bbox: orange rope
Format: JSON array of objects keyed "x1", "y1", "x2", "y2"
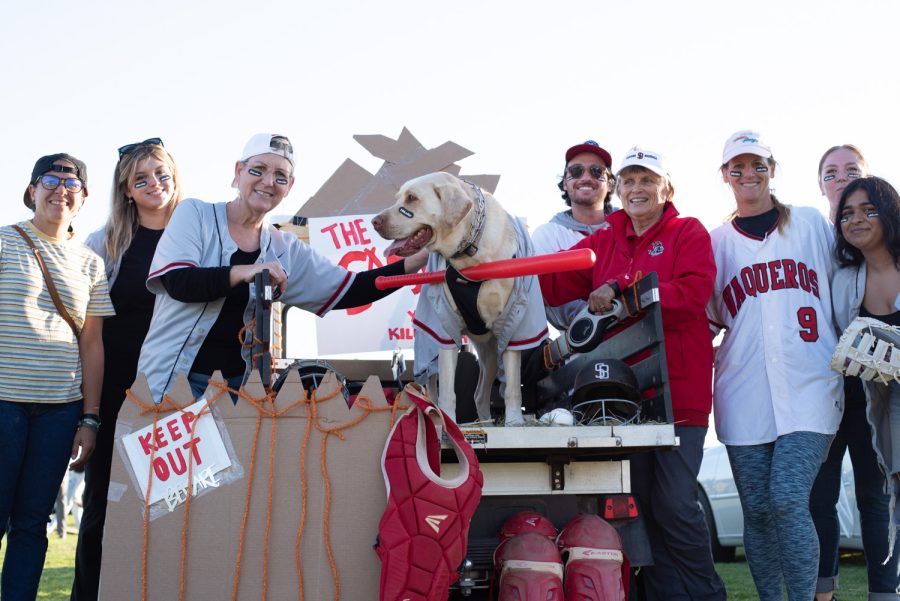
[
  {"x1": 126, "y1": 384, "x2": 221, "y2": 601},
  {"x1": 128, "y1": 372, "x2": 406, "y2": 601},
  {"x1": 311, "y1": 394, "x2": 408, "y2": 601},
  {"x1": 294, "y1": 388, "x2": 313, "y2": 601},
  {"x1": 262, "y1": 394, "x2": 278, "y2": 600}
]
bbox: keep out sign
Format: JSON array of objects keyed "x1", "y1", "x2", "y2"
[{"x1": 120, "y1": 400, "x2": 232, "y2": 507}]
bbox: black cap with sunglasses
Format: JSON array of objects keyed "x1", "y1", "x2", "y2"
[{"x1": 24, "y1": 153, "x2": 89, "y2": 210}]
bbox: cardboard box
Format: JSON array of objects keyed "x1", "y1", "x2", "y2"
[{"x1": 101, "y1": 370, "x2": 406, "y2": 600}]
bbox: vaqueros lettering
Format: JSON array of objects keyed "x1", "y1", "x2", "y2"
[{"x1": 721, "y1": 259, "x2": 819, "y2": 318}]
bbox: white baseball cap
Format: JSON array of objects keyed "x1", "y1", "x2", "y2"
[
  {"x1": 722, "y1": 130, "x2": 772, "y2": 164},
  {"x1": 617, "y1": 146, "x2": 668, "y2": 177},
  {"x1": 240, "y1": 133, "x2": 294, "y2": 166}
]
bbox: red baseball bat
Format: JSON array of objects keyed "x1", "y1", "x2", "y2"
[{"x1": 375, "y1": 248, "x2": 596, "y2": 290}]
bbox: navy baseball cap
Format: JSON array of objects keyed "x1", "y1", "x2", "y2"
[{"x1": 565, "y1": 140, "x2": 612, "y2": 169}]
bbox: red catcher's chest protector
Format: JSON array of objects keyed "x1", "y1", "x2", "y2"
[{"x1": 377, "y1": 385, "x2": 484, "y2": 601}]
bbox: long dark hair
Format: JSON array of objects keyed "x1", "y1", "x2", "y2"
[{"x1": 833, "y1": 175, "x2": 900, "y2": 268}]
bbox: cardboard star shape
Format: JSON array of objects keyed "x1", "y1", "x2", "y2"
[{"x1": 297, "y1": 127, "x2": 500, "y2": 218}]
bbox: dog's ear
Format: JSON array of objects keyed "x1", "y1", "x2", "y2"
[{"x1": 435, "y1": 180, "x2": 474, "y2": 230}]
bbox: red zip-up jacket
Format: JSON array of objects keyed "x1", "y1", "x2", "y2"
[{"x1": 539, "y1": 202, "x2": 716, "y2": 426}]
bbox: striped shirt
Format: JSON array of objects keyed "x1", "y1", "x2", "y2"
[{"x1": 0, "y1": 221, "x2": 114, "y2": 403}]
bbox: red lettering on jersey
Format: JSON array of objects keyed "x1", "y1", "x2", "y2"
[
  {"x1": 723, "y1": 285, "x2": 737, "y2": 319},
  {"x1": 730, "y1": 276, "x2": 746, "y2": 312},
  {"x1": 809, "y1": 269, "x2": 819, "y2": 298},
  {"x1": 753, "y1": 263, "x2": 770, "y2": 293},
  {"x1": 740, "y1": 267, "x2": 757, "y2": 297},
  {"x1": 797, "y1": 262, "x2": 811, "y2": 292},
  {"x1": 768, "y1": 260, "x2": 785, "y2": 291},
  {"x1": 782, "y1": 259, "x2": 798, "y2": 289}
]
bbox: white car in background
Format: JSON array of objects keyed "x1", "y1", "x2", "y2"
[{"x1": 697, "y1": 443, "x2": 863, "y2": 562}]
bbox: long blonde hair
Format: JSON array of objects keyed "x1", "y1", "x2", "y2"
[{"x1": 104, "y1": 145, "x2": 182, "y2": 263}]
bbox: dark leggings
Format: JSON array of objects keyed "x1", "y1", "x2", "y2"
[
  {"x1": 727, "y1": 431, "x2": 833, "y2": 601},
  {"x1": 810, "y1": 399, "x2": 900, "y2": 597}
]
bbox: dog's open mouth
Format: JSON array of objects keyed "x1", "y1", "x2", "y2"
[{"x1": 384, "y1": 226, "x2": 433, "y2": 258}]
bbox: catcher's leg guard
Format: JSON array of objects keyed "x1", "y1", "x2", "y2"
[
  {"x1": 557, "y1": 514, "x2": 626, "y2": 601},
  {"x1": 494, "y1": 532, "x2": 564, "y2": 601}
]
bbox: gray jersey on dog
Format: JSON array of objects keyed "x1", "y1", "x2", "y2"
[{"x1": 412, "y1": 215, "x2": 548, "y2": 381}]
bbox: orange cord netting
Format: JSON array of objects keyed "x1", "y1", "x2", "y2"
[{"x1": 124, "y1": 371, "x2": 409, "y2": 601}]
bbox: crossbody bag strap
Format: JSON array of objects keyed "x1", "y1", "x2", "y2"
[{"x1": 12, "y1": 224, "x2": 80, "y2": 339}]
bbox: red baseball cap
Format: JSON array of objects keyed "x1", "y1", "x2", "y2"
[{"x1": 565, "y1": 140, "x2": 612, "y2": 168}]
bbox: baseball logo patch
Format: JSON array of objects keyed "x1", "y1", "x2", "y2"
[
  {"x1": 648, "y1": 241, "x2": 664, "y2": 256},
  {"x1": 594, "y1": 362, "x2": 609, "y2": 379}
]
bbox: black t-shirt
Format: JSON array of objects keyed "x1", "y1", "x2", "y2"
[
  {"x1": 733, "y1": 208, "x2": 778, "y2": 239},
  {"x1": 104, "y1": 226, "x2": 164, "y2": 390},
  {"x1": 191, "y1": 249, "x2": 260, "y2": 377}
]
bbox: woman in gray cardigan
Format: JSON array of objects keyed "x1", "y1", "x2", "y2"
[{"x1": 830, "y1": 175, "x2": 900, "y2": 601}]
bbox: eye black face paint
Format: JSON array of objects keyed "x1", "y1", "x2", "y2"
[
  {"x1": 823, "y1": 175, "x2": 836, "y2": 181},
  {"x1": 755, "y1": 165, "x2": 769, "y2": 173},
  {"x1": 134, "y1": 181, "x2": 148, "y2": 189},
  {"x1": 729, "y1": 170, "x2": 742, "y2": 178},
  {"x1": 399, "y1": 207, "x2": 414, "y2": 219}
]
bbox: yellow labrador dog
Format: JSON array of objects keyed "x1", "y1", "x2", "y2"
[{"x1": 372, "y1": 172, "x2": 548, "y2": 425}]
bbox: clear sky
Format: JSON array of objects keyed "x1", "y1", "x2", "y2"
[{"x1": 3, "y1": 0, "x2": 899, "y2": 237}]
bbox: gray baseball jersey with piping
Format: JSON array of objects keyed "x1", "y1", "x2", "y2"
[
  {"x1": 531, "y1": 210, "x2": 608, "y2": 330},
  {"x1": 137, "y1": 198, "x2": 354, "y2": 402},
  {"x1": 412, "y1": 215, "x2": 549, "y2": 382}
]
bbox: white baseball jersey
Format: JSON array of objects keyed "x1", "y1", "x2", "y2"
[{"x1": 707, "y1": 205, "x2": 842, "y2": 445}]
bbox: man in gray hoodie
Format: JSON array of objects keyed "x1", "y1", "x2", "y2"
[{"x1": 532, "y1": 140, "x2": 616, "y2": 330}]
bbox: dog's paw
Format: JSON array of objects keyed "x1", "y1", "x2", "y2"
[{"x1": 503, "y1": 413, "x2": 526, "y2": 427}]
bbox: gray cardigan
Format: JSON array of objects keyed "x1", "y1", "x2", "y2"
[{"x1": 832, "y1": 262, "x2": 900, "y2": 555}]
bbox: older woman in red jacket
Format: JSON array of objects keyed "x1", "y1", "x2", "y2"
[{"x1": 540, "y1": 147, "x2": 723, "y2": 601}]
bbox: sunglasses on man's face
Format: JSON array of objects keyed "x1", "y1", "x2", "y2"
[
  {"x1": 566, "y1": 164, "x2": 608, "y2": 182},
  {"x1": 117, "y1": 137, "x2": 164, "y2": 158},
  {"x1": 37, "y1": 175, "x2": 84, "y2": 193}
]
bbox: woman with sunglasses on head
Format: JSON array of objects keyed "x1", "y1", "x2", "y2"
[
  {"x1": 707, "y1": 131, "x2": 843, "y2": 600},
  {"x1": 70, "y1": 138, "x2": 182, "y2": 601},
  {"x1": 0, "y1": 154, "x2": 114, "y2": 600},
  {"x1": 823, "y1": 175, "x2": 900, "y2": 601},
  {"x1": 137, "y1": 133, "x2": 427, "y2": 404}
]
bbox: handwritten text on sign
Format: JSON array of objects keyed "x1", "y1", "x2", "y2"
[
  {"x1": 308, "y1": 214, "x2": 422, "y2": 355},
  {"x1": 121, "y1": 400, "x2": 233, "y2": 507}
]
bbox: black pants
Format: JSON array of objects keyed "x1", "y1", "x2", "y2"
[
  {"x1": 70, "y1": 380, "x2": 127, "y2": 601},
  {"x1": 630, "y1": 425, "x2": 727, "y2": 601}
]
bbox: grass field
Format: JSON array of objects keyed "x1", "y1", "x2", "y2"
[{"x1": 0, "y1": 526, "x2": 874, "y2": 600}]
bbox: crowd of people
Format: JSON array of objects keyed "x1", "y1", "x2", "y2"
[{"x1": 0, "y1": 130, "x2": 897, "y2": 601}]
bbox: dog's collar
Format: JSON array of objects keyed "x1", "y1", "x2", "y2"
[{"x1": 451, "y1": 180, "x2": 487, "y2": 259}]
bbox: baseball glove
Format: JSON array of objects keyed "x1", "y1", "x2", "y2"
[{"x1": 830, "y1": 317, "x2": 900, "y2": 385}]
